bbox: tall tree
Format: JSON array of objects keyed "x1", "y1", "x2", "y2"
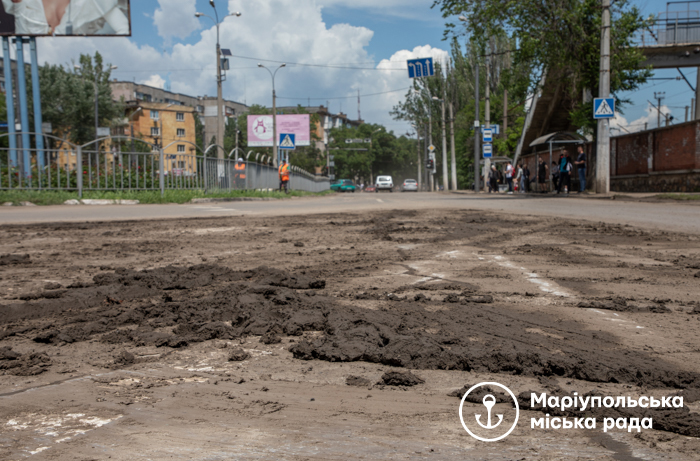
[
  {"x1": 432, "y1": 0, "x2": 651, "y2": 133},
  {"x1": 37, "y1": 52, "x2": 121, "y2": 146}
]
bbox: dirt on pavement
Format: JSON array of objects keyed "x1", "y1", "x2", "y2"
[{"x1": 1, "y1": 208, "x2": 700, "y2": 459}]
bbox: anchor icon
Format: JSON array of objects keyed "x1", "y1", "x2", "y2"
[{"x1": 475, "y1": 394, "x2": 504, "y2": 430}]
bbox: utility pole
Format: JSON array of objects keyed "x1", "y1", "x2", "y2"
[
  {"x1": 485, "y1": 42, "x2": 492, "y2": 183},
  {"x1": 413, "y1": 123, "x2": 421, "y2": 188},
  {"x1": 654, "y1": 92, "x2": 665, "y2": 128},
  {"x1": 439, "y1": 91, "x2": 448, "y2": 192},
  {"x1": 449, "y1": 101, "x2": 457, "y2": 190},
  {"x1": 474, "y1": 55, "x2": 480, "y2": 193},
  {"x1": 595, "y1": 0, "x2": 611, "y2": 194},
  {"x1": 504, "y1": 49, "x2": 510, "y2": 138}
]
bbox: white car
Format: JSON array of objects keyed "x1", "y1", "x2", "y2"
[
  {"x1": 402, "y1": 179, "x2": 418, "y2": 192},
  {"x1": 375, "y1": 175, "x2": 393, "y2": 192}
]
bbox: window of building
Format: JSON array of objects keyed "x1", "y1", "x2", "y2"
[
  {"x1": 196, "y1": 105, "x2": 204, "y2": 113},
  {"x1": 150, "y1": 110, "x2": 159, "y2": 120},
  {"x1": 177, "y1": 145, "x2": 185, "y2": 153},
  {"x1": 178, "y1": 161, "x2": 186, "y2": 168},
  {"x1": 177, "y1": 128, "x2": 185, "y2": 137},
  {"x1": 176, "y1": 112, "x2": 184, "y2": 122},
  {"x1": 143, "y1": 94, "x2": 152, "y2": 102},
  {"x1": 151, "y1": 127, "x2": 160, "y2": 137}
]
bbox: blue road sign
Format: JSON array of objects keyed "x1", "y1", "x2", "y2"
[
  {"x1": 483, "y1": 144, "x2": 493, "y2": 158},
  {"x1": 594, "y1": 98, "x2": 615, "y2": 119},
  {"x1": 481, "y1": 124, "x2": 499, "y2": 135},
  {"x1": 407, "y1": 58, "x2": 435, "y2": 79},
  {"x1": 482, "y1": 129, "x2": 493, "y2": 143},
  {"x1": 279, "y1": 133, "x2": 296, "y2": 150}
]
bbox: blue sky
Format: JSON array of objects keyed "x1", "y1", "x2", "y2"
[{"x1": 25, "y1": 0, "x2": 695, "y2": 134}]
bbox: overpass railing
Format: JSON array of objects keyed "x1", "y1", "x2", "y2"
[{"x1": 635, "y1": 10, "x2": 700, "y2": 47}]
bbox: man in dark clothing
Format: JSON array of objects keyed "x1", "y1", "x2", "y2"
[
  {"x1": 575, "y1": 145, "x2": 586, "y2": 193},
  {"x1": 537, "y1": 157, "x2": 548, "y2": 193},
  {"x1": 551, "y1": 160, "x2": 560, "y2": 193},
  {"x1": 488, "y1": 165, "x2": 499, "y2": 193},
  {"x1": 523, "y1": 164, "x2": 531, "y2": 193}
]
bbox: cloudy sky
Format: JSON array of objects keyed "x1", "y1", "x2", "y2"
[{"x1": 9, "y1": 0, "x2": 695, "y2": 136}]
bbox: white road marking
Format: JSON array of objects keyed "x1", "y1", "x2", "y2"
[{"x1": 376, "y1": 199, "x2": 384, "y2": 203}]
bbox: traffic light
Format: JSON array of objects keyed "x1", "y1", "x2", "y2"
[{"x1": 426, "y1": 159, "x2": 434, "y2": 170}]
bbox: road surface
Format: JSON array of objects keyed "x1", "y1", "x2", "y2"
[{"x1": 1, "y1": 192, "x2": 699, "y2": 234}]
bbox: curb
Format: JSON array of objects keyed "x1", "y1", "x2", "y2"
[
  {"x1": 64, "y1": 199, "x2": 141, "y2": 206},
  {"x1": 190, "y1": 197, "x2": 278, "y2": 204}
]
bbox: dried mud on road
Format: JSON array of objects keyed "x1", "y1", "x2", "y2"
[{"x1": 1, "y1": 208, "x2": 700, "y2": 460}]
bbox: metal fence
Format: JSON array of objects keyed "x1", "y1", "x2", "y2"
[{"x1": 0, "y1": 134, "x2": 329, "y2": 196}]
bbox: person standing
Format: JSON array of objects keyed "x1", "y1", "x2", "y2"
[
  {"x1": 558, "y1": 151, "x2": 572, "y2": 195},
  {"x1": 523, "y1": 163, "x2": 531, "y2": 193},
  {"x1": 505, "y1": 162, "x2": 514, "y2": 193},
  {"x1": 488, "y1": 165, "x2": 498, "y2": 193},
  {"x1": 279, "y1": 160, "x2": 290, "y2": 193},
  {"x1": 515, "y1": 163, "x2": 523, "y2": 194},
  {"x1": 234, "y1": 158, "x2": 246, "y2": 189},
  {"x1": 574, "y1": 145, "x2": 586, "y2": 193},
  {"x1": 537, "y1": 157, "x2": 548, "y2": 193},
  {"x1": 552, "y1": 159, "x2": 560, "y2": 193}
]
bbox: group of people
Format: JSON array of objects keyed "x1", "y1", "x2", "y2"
[{"x1": 487, "y1": 145, "x2": 587, "y2": 195}]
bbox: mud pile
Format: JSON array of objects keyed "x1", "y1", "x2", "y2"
[{"x1": 2, "y1": 263, "x2": 699, "y2": 393}]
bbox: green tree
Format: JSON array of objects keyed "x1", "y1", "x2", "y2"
[
  {"x1": 432, "y1": 0, "x2": 651, "y2": 134},
  {"x1": 37, "y1": 51, "x2": 121, "y2": 146}
]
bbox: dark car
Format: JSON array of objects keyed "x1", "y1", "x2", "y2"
[{"x1": 330, "y1": 179, "x2": 356, "y2": 193}]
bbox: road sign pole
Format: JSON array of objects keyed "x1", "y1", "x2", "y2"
[{"x1": 596, "y1": 0, "x2": 611, "y2": 194}]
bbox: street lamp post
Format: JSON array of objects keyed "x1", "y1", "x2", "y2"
[
  {"x1": 258, "y1": 63, "x2": 286, "y2": 167},
  {"x1": 75, "y1": 63, "x2": 118, "y2": 141},
  {"x1": 195, "y1": 2, "x2": 241, "y2": 160},
  {"x1": 411, "y1": 123, "x2": 421, "y2": 189},
  {"x1": 432, "y1": 96, "x2": 448, "y2": 191}
]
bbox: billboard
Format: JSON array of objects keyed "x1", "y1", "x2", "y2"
[
  {"x1": 0, "y1": 0, "x2": 131, "y2": 36},
  {"x1": 247, "y1": 114, "x2": 311, "y2": 147}
]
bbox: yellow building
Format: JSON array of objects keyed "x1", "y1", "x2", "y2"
[{"x1": 128, "y1": 102, "x2": 198, "y2": 173}]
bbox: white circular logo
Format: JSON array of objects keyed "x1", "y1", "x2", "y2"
[
  {"x1": 252, "y1": 116, "x2": 273, "y2": 140},
  {"x1": 458, "y1": 382, "x2": 519, "y2": 442}
]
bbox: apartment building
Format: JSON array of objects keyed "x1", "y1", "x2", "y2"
[{"x1": 111, "y1": 81, "x2": 248, "y2": 150}]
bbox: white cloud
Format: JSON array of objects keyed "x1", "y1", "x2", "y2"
[
  {"x1": 34, "y1": 0, "x2": 448, "y2": 132},
  {"x1": 143, "y1": 74, "x2": 167, "y2": 89},
  {"x1": 611, "y1": 104, "x2": 675, "y2": 134},
  {"x1": 153, "y1": 0, "x2": 201, "y2": 44}
]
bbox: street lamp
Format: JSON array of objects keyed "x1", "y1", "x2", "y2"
[
  {"x1": 258, "y1": 63, "x2": 286, "y2": 166},
  {"x1": 432, "y1": 96, "x2": 448, "y2": 191},
  {"x1": 195, "y1": 3, "x2": 241, "y2": 159},
  {"x1": 75, "y1": 63, "x2": 118, "y2": 141},
  {"x1": 411, "y1": 123, "x2": 421, "y2": 188}
]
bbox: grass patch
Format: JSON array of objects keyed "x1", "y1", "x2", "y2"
[
  {"x1": 0, "y1": 189, "x2": 333, "y2": 206},
  {"x1": 656, "y1": 193, "x2": 700, "y2": 201}
]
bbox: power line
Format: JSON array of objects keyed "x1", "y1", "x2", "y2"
[
  {"x1": 231, "y1": 54, "x2": 407, "y2": 71},
  {"x1": 277, "y1": 87, "x2": 410, "y2": 101}
]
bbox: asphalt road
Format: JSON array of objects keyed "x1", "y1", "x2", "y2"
[{"x1": 1, "y1": 192, "x2": 699, "y2": 234}]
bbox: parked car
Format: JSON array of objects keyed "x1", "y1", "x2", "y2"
[
  {"x1": 331, "y1": 179, "x2": 356, "y2": 193},
  {"x1": 402, "y1": 179, "x2": 418, "y2": 192},
  {"x1": 363, "y1": 185, "x2": 376, "y2": 193},
  {"x1": 375, "y1": 175, "x2": 393, "y2": 192}
]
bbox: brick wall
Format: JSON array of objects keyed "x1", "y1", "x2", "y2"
[{"x1": 519, "y1": 121, "x2": 700, "y2": 192}]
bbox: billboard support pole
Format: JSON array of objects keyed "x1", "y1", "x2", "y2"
[
  {"x1": 29, "y1": 37, "x2": 45, "y2": 168},
  {"x1": 2, "y1": 37, "x2": 17, "y2": 168},
  {"x1": 15, "y1": 37, "x2": 31, "y2": 178}
]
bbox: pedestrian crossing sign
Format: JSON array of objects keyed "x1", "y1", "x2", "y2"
[
  {"x1": 594, "y1": 98, "x2": 615, "y2": 119},
  {"x1": 279, "y1": 133, "x2": 296, "y2": 150}
]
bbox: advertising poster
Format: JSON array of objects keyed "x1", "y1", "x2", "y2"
[
  {"x1": 0, "y1": 0, "x2": 131, "y2": 36},
  {"x1": 247, "y1": 114, "x2": 311, "y2": 147}
]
